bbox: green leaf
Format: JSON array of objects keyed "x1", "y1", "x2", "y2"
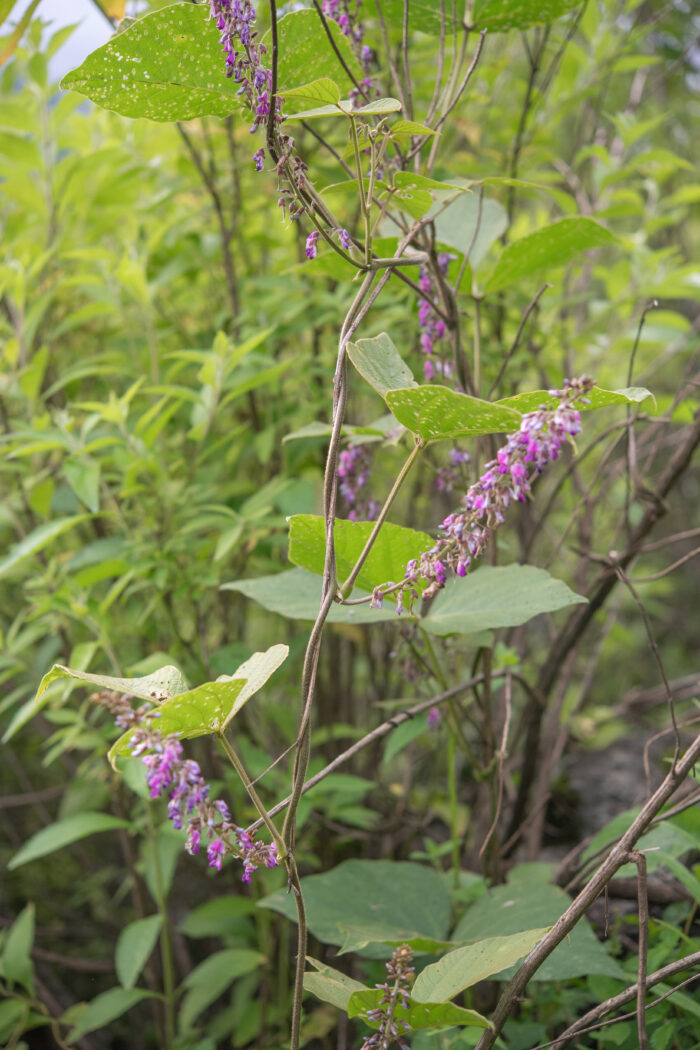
[
  {"x1": 267, "y1": 10, "x2": 363, "y2": 91},
  {"x1": 432, "y1": 191, "x2": 508, "y2": 269},
  {"x1": 412, "y1": 927, "x2": 551, "y2": 1003},
  {"x1": 0, "y1": 516, "x2": 89, "y2": 578},
  {"x1": 222, "y1": 567, "x2": 407, "y2": 623},
  {"x1": 115, "y1": 916, "x2": 163, "y2": 991},
  {"x1": 9, "y1": 813, "x2": 131, "y2": 870},
  {"x1": 108, "y1": 644, "x2": 287, "y2": 764},
  {"x1": 285, "y1": 101, "x2": 353, "y2": 121},
  {"x1": 63, "y1": 456, "x2": 100, "y2": 513},
  {"x1": 279, "y1": 77, "x2": 341, "y2": 106},
  {"x1": 67, "y1": 988, "x2": 154, "y2": 1043},
  {"x1": 391, "y1": 120, "x2": 437, "y2": 138},
  {"x1": 32, "y1": 662, "x2": 189, "y2": 707},
  {"x1": 1, "y1": 903, "x2": 34, "y2": 990},
  {"x1": 421, "y1": 565, "x2": 586, "y2": 637},
  {"x1": 354, "y1": 97, "x2": 403, "y2": 115},
  {"x1": 260, "y1": 860, "x2": 451, "y2": 953},
  {"x1": 61, "y1": 4, "x2": 246, "y2": 123},
  {"x1": 179, "y1": 896, "x2": 257, "y2": 939},
  {"x1": 484, "y1": 218, "x2": 615, "y2": 294},
  {"x1": 304, "y1": 958, "x2": 367, "y2": 1011},
  {"x1": 472, "y1": 0, "x2": 581, "y2": 32},
  {"x1": 451, "y1": 864, "x2": 624, "y2": 981},
  {"x1": 348, "y1": 989, "x2": 489, "y2": 1030},
  {"x1": 347, "y1": 332, "x2": 417, "y2": 398},
  {"x1": 497, "y1": 385, "x2": 653, "y2": 413},
  {"x1": 180, "y1": 949, "x2": 264, "y2": 1030},
  {"x1": 385, "y1": 386, "x2": 521, "y2": 442},
  {"x1": 288, "y1": 515, "x2": 432, "y2": 597}
]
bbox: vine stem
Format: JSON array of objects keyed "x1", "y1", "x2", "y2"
[
  {"x1": 339, "y1": 438, "x2": 425, "y2": 598},
  {"x1": 217, "y1": 732, "x2": 286, "y2": 857}
]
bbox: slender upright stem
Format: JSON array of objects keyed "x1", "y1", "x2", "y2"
[{"x1": 339, "y1": 439, "x2": 425, "y2": 598}]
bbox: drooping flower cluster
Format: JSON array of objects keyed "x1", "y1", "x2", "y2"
[
  {"x1": 93, "y1": 690, "x2": 279, "y2": 883},
  {"x1": 370, "y1": 377, "x2": 593, "y2": 610},
  {"x1": 338, "y1": 443, "x2": 379, "y2": 521},
  {"x1": 209, "y1": 0, "x2": 279, "y2": 132},
  {"x1": 361, "y1": 943, "x2": 414, "y2": 1050},
  {"x1": 418, "y1": 254, "x2": 453, "y2": 381}
]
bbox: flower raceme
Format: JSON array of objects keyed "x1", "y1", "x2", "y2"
[
  {"x1": 92, "y1": 691, "x2": 279, "y2": 882},
  {"x1": 370, "y1": 377, "x2": 594, "y2": 612}
]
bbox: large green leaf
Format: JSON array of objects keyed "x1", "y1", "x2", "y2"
[
  {"x1": 9, "y1": 813, "x2": 131, "y2": 870},
  {"x1": 269, "y1": 10, "x2": 363, "y2": 94},
  {"x1": 67, "y1": 988, "x2": 154, "y2": 1043},
  {"x1": 348, "y1": 989, "x2": 489, "y2": 1030},
  {"x1": 0, "y1": 516, "x2": 89, "y2": 578},
  {"x1": 432, "y1": 191, "x2": 508, "y2": 269},
  {"x1": 222, "y1": 567, "x2": 406, "y2": 623},
  {"x1": 484, "y1": 218, "x2": 615, "y2": 294},
  {"x1": 179, "y1": 949, "x2": 264, "y2": 1030},
  {"x1": 472, "y1": 0, "x2": 582, "y2": 32},
  {"x1": 412, "y1": 927, "x2": 551, "y2": 1003},
  {"x1": 33, "y1": 663, "x2": 189, "y2": 707},
  {"x1": 288, "y1": 515, "x2": 432, "y2": 596},
  {"x1": 421, "y1": 565, "x2": 586, "y2": 637},
  {"x1": 497, "y1": 385, "x2": 653, "y2": 413},
  {"x1": 385, "y1": 386, "x2": 521, "y2": 442},
  {"x1": 260, "y1": 860, "x2": 451, "y2": 953},
  {"x1": 115, "y1": 916, "x2": 163, "y2": 991},
  {"x1": 61, "y1": 4, "x2": 245, "y2": 122},
  {"x1": 450, "y1": 863, "x2": 624, "y2": 981},
  {"x1": 108, "y1": 644, "x2": 288, "y2": 764},
  {"x1": 347, "y1": 332, "x2": 417, "y2": 398}
]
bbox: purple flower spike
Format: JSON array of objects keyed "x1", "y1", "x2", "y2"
[
  {"x1": 253, "y1": 147, "x2": 265, "y2": 171},
  {"x1": 338, "y1": 228, "x2": 351, "y2": 250}
]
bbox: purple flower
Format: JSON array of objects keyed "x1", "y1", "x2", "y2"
[
  {"x1": 253, "y1": 148, "x2": 265, "y2": 172},
  {"x1": 305, "y1": 231, "x2": 320, "y2": 259},
  {"x1": 338, "y1": 228, "x2": 351, "y2": 250},
  {"x1": 208, "y1": 838, "x2": 226, "y2": 871},
  {"x1": 427, "y1": 707, "x2": 442, "y2": 729}
]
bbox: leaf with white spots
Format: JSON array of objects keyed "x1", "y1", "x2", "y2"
[
  {"x1": 484, "y1": 218, "x2": 615, "y2": 294},
  {"x1": 33, "y1": 663, "x2": 189, "y2": 706},
  {"x1": 269, "y1": 10, "x2": 363, "y2": 94},
  {"x1": 61, "y1": 4, "x2": 246, "y2": 123},
  {"x1": 385, "y1": 386, "x2": 522, "y2": 442},
  {"x1": 106, "y1": 645, "x2": 288, "y2": 766}
]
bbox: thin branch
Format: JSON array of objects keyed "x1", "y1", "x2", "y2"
[{"x1": 488, "y1": 283, "x2": 551, "y2": 397}]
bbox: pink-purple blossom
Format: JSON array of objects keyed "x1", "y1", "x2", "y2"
[{"x1": 370, "y1": 377, "x2": 593, "y2": 610}]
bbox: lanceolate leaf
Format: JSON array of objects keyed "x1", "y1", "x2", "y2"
[
  {"x1": 61, "y1": 4, "x2": 245, "y2": 122},
  {"x1": 385, "y1": 386, "x2": 521, "y2": 442},
  {"x1": 115, "y1": 916, "x2": 163, "y2": 991},
  {"x1": 304, "y1": 959, "x2": 367, "y2": 1012},
  {"x1": 67, "y1": 988, "x2": 154, "y2": 1043},
  {"x1": 288, "y1": 515, "x2": 432, "y2": 597},
  {"x1": 472, "y1": 0, "x2": 581, "y2": 32},
  {"x1": 484, "y1": 218, "x2": 615, "y2": 294},
  {"x1": 421, "y1": 565, "x2": 586, "y2": 637},
  {"x1": 0, "y1": 516, "x2": 90, "y2": 578},
  {"x1": 9, "y1": 813, "x2": 132, "y2": 870},
  {"x1": 412, "y1": 928, "x2": 551, "y2": 1003}
]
